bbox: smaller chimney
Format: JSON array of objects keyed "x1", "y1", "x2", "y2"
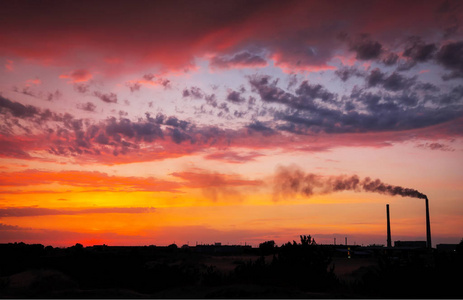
[{"x1": 387, "y1": 204, "x2": 392, "y2": 248}]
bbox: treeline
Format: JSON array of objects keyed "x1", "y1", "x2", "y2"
[{"x1": 0, "y1": 237, "x2": 462, "y2": 298}]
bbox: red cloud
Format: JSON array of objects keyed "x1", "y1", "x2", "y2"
[
  {"x1": 0, "y1": 1, "x2": 450, "y2": 75},
  {"x1": 59, "y1": 69, "x2": 92, "y2": 83},
  {"x1": 4, "y1": 59, "x2": 14, "y2": 71}
]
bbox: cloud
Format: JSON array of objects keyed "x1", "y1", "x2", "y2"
[
  {"x1": 182, "y1": 86, "x2": 204, "y2": 99},
  {"x1": 248, "y1": 74, "x2": 463, "y2": 136},
  {"x1": 93, "y1": 91, "x2": 118, "y2": 103},
  {"x1": 4, "y1": 59, "x2": 14, "y2": 71},
  {"x1": 335, "y1": 66, "x2": 365, "y2": 82},
  {"x1": 249, "y1": 74, "x2": 338, "y2": 111},
  {"x1": 381, "y1": 52, "x2": 399, "y2": 66},
  {"x1": 0, "y1": 223, "x2": 23, "y2": 230},
  {"x1": 0, "y1": 95, "x2": 39, "y2": 117},
  {"x1": 204, "y1": 150, "x2": 263, "y2": 164},
  {"x1": 366, "y1": 69, "x2": 417, "y2": 91},
  {"x1": 1, "y1": 78, "x2": 461, "y2": 167},
  {"x1": 436, "y1": 41, "x2": 463, "y2": 80},
  {"x1": 171, "y1": 170, "x2": 262, "y2": 189},
  {"x1": 1, "y1": 1, "x2": 451, "y2": 75},
  {"x1": 416, "y1": 142, "x2": 455, "y2": 152},
  {"x1": 126, "y1": 81, "x2": 141, "y2": 92},
  {"x1": 0, "y1": 206, "x2": 155, "y2": 217},
  {"x1": 349, "y1": 37, "x2": 383, "y2": 60},
  {"x1": 226, "y1": 90, "x2": 246, "y2": 103},
  {"x1": 59, "y1": 69, "x2": 92, "y2": 83},
  {"x1": 170, "y1": 169, "x2": 263, "y2": 201},
  {"x1": 210, "y1": 51, "x2": 267, "y2": 69},
  {"x1": 403, "y1": 37, "x2": 437, "y2": 62},
  {"x1": 74, "y1": 83, "x2": 90, "y2": 94},
  {"x1": 77, "y1": 102, "x2": 97, "y2": 112},
  {"x1": 126, "y1": 74, "x2": 171, "y2": 92},
  {"x1": 246, "y1": 121, "x2": 276, "y2": 136},
  {"x1": 0, "y1": 169, "x2": 182, "y2": 192}
]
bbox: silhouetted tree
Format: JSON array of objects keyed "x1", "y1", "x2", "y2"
[
  {"x1": 259, "y1": 240, "x2": 276, "y2": 255},
  {"x1": 234, "y1": 235, "x2": 337, "y2": 292}
]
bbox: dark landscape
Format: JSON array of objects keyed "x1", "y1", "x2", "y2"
[{"x1": 0, "y1": 236, "x2": 462, "y2": 298}]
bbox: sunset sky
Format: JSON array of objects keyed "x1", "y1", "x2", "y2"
[{"x1": 1, "y1": 0, "x2": 462, "y2": 247}]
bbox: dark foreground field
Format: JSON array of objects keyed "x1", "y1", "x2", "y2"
[{"x1": 0, "y1": 237, "x2": 462, "y2": 298}]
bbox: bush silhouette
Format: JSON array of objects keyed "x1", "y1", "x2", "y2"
[{"x1": 234, "y1": 235, "x2": 337, "y2": 292}]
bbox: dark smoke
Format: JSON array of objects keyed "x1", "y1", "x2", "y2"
[{"x1": 273, "y1": 166, "x2": 426, "y2": 201}]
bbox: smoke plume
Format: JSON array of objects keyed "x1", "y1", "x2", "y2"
[{"x1": 273, "y1": 166, "x2": 426, "y2": 201}]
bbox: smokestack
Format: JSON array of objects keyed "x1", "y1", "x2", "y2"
[
  {"x1": 425, "y1": 197, "x2": 432, "y2": 249},
  {"x1": 386, "y1": 204, "x2": 392, "y2": 248}
]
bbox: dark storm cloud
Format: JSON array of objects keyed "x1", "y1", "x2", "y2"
[
  {"x1": 403, "y1": 37, "x2": 437, "y2": 62},
  {"x1": 169, "y1": 128, "x2": 191, "y2": 144},
  {"x1": 436, "y1": 41, "x2": 463, "y2": 79},
  {"x1": 0, "y1": 95, "x2": 39, "y2": 117},
  {"x1": 0, "y1": 95, "x2": 217, "y2": 159},
  {"x1": 381, "y1": 52, "x2": 399, "y2": 66},
  {"x1": 248, "y1": 75, "x2": 337, "y2": 110},
  {"x1": 366, "y1": 69, "x2": 416, "y2": 91},
  {"x1": 438, "y1": 85, "x2": 463, "y2": 105},
  {"x1": 105, "y1": 117, "x2": 165, "y2": 142},
  {"x1": 165, "y1": 116, "x2": 189, "y2": 130},
  {"x1": 295, "y1": 81, "x2": 337, "y2": 103},
  {"x1": 248, "y1": 74, "x2": 463, "y2": 135},
  {"x1": 350, "y1": 37, "x2": 383, "y2": 60}
]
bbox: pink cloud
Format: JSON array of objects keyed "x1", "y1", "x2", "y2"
[
  {"x1": 25, "y1": 78, "x2": 41, "y2": 86},
  {"x1": 59, "y1": 69, "x2": 92, "y2": 83},
  {"x1": 5, "y1": 59, "x2": 14, "y2": 71},
  {"x1": 204, "y1": 150, "x2": 264, "y2": 164}
]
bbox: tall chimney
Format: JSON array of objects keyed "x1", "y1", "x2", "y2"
[
  {"x1": 425, "y1": 197, "x2": 432, "y2": 249},
  {"x1": 386, "y1": 204, "x2": 392, "y2": 248}
]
